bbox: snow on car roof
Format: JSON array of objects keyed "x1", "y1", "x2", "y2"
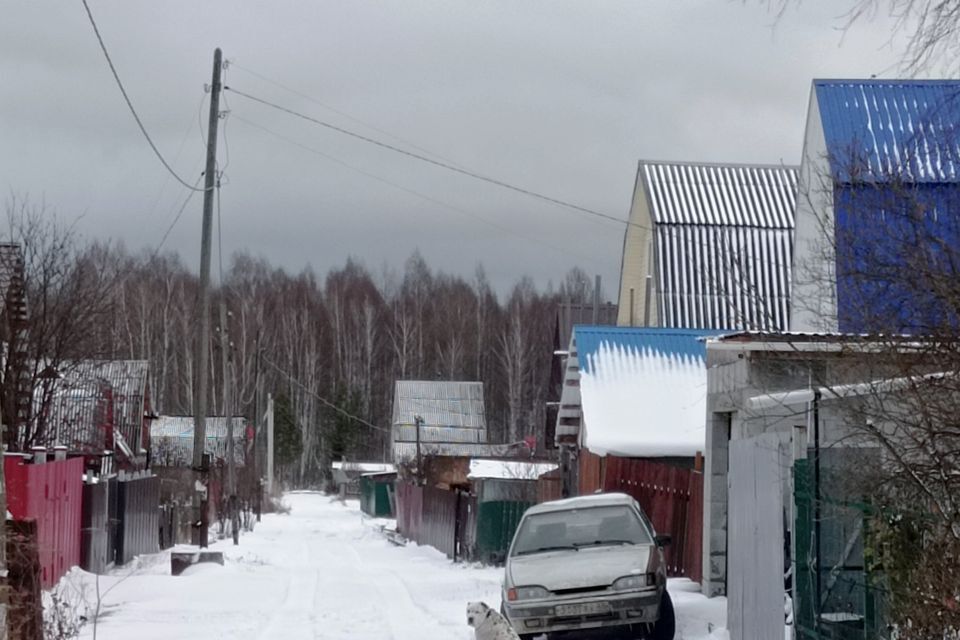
[
  {"x1": 524, "y1": 492, "x2": 636, "y2": 516},
  {"x1": 468, "y1": 459, "x2": 557, "y2": 480}
]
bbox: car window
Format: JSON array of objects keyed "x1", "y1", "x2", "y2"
[{"x1": 510, "y1": 505, "x2": 652, "y2": 556}]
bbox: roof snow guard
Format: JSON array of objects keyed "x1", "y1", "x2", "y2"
[
  {"x1": 815, "y1": 79, "x2": 960, "y2": 183},
  {"x1": 570, "y1": 326, "x2": 716, "y2": 458},
  {"x1": 639, "y1": 161, "x2": 798, "y2": 332}
]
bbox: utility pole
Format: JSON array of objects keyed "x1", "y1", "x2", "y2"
[
  {"x1": 414, "y1": 414, "x2": 424, "y2": 485},
  {"x1": 192, "y1": 47, "x2": 223, "y2": 549},
  {"x1": 266, "y1": 393, "x2": 274, "y2": 496},
  {"x1": 253, "y1": 331, "x2": 262, "y2": 522},
  {"x1": 219, "y1": 301, "x2": 238, "y2": 544}
]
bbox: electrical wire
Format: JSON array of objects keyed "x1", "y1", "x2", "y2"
[
  {"x1": 224, "y1": 86, "x2": 627, "y2": 227},
  {"x1": 229, "y1": 61, "x2": 466, "y2": 169},
  {"x1": 231, "y1": 113, "x2": 606, "y2": 266},
  {"x1": 262, "y1": 356, "x2": 390, "y2": 434},
  {"x1": 80, "y1": 0, "x2": 207, "y2": 192},
  {"x1": 155, "y1": 175, "x2": 203, "y2": 255}
]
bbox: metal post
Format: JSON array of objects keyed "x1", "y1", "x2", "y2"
[
  {"x1": 266, "y1": 393, "x2": 274, "y2": 496},
  {"x1": 813, "y1": 390, "x2": 822, "y2": 630},
  {"x1": 414, "y1": 415, "x2": 423, "y2": 485},
  {"x1": 193, "y1": 47, "x2": 223, "y2": 549},
  {"x1": 592, "y1": 275, "x2": 600, "y2": 324},
  {"x1": 643, "y1": 274, "x2": 652, "y2": 327}
]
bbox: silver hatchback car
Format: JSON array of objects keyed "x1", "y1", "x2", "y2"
[{"x1": 501, "y1": 493, "x2": 675, "y2": 639}]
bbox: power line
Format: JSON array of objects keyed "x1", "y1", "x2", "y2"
[
  {"x1": 224, "y1": 86, "x2": 628, "y2": 227},
  {"x1": 229, "y1": 62, "x2": 466, "y2": 169},
  {"x1": 155, "y1": 174, "x2": 204, "y2": 255},
  {"x1": 80, "y1": 0, "x2": 206, "y2": 193},
  {"x1": 262, "y1": 356, "x2": 390, "y2": 434},
  {"x1": 231, "y1": 113, "x2": 606, "y2": 266}
]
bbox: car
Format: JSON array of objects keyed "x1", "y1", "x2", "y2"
[{"x1": 501, "y1": 492, "x2": 675, "y2": 640}]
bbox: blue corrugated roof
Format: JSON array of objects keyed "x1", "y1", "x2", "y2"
[
  {"x1": 574, "y1": 326, "x2": 720, "y2": 374},
  {"x1": 815, "y1": 79, "x2": 960, "y2": 183}
]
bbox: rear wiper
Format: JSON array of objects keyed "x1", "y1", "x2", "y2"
[{"x1": 516, "y1": 545, "x2": 579, "y2": 556}]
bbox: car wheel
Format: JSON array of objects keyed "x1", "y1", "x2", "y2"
[{"x1": 648, "y1": 590, "x2": 676, "y2": 640}]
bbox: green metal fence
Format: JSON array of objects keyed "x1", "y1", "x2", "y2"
[
  {"x1": 360, "y1": 473, "x2": 396, "y2": 518},
  {"x1": 794, "y1": 457, "x2": 886, "y2": 640}
]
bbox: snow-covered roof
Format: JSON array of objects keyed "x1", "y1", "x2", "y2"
[
  {"x1": 331, "y1": 461, "x2": 396, "y2": 474},
  {"x1": 467, "y1": 459, "x2": 557, "y2": 480},
  {"x1": 570, "y1": 327, "x2": 712, "y2": 458}
]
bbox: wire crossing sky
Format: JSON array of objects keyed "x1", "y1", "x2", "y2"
[{"x1": 1, "y1": 1, "x2": 908, "y2": 292}]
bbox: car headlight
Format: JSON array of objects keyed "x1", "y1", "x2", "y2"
[
  {"x1": 612, "y1": 574, "x2": 654, "y2": 590},
  {"x1": 507, "y1": 586, "x2": 550, "y2": 601}
]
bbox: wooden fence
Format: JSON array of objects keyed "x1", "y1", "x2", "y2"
[{"x1": 601, "y1": 456, "x2": 703, "y2": 582}]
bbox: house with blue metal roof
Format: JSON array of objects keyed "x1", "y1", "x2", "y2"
[
  {"x1": 617, "y1": 161, "x2": 798, "y2": 332},
  {"x1": 792, "y1": 79, "x2": 960, "y2": 333},
  {"x1": 555, "y1": 326, "x2": 718, "y2": 460}
]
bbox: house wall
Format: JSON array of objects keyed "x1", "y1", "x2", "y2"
[
  {"x1": 617, "y1": 168, "x2": 656, "y2": 327},
  {"x1": 791, "y1": 88, "x2": 838, "y2": 332},
  {"x1": 702, "y1": 346, "x2": 872, "y2": 597}
]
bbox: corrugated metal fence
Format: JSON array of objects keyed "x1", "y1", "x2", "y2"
[
  {"x1": 396, "y1": 482, "x2": 483, "y2": 563},
  {"x1": 116, "y1": 472, "x2": 160, "y2": 564},
  {"x1": 81, "y1": 481, "x2": 110, "y2": 574},
  {"x1": 5, "y1": 455, "x2": 83, "y2": 588},
  {"x1": 595, "y1": 455, "x2": 704, "y2": 583}
]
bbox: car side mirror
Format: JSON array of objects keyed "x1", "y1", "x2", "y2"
[{"x1": 655, "y1": 534, "x2": 672, "y2": 548}]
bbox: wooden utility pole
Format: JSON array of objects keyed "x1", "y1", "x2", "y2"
[{"x1": 192, "y1": 47, "x2": 223, "y2": 548}]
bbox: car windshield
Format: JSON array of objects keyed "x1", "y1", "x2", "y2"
[{"x1": 510, "y1": 504, "x2": 652, "y2": 556}]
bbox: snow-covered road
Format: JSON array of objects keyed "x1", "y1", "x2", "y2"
[{"x1": 64, "y1": 492, "x2": 725, "y2": 639}]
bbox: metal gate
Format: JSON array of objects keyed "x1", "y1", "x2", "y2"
[{"x1": 727, "y1": 435, "x2": 786, "y2": 640}]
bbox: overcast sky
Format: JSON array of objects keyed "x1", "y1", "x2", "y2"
[{"x1": 1, "y1": 1, "x2": 910, "y2": 296}]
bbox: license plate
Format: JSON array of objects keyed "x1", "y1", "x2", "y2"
[{"x1": 555, "y1": 602, "x2": 611, "y2": 616}]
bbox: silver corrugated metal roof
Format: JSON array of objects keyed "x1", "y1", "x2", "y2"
[
  {"x1": 639, "y1": 161, "x2": 798, "y2": 332},
  {"x1": 642, "y1": 162, "x2": 797, "y2": 228},
  {"x1": 38, "y1": 360, "x2": 149, "y2": 458},
  {"x1": 392, "y1": 381, "x2": 487, "y2": 432},
  {"x1": 393, "y1": 424, "x2": 485, "y2": 444},
  {"x1": 150, "y1": 415, "x2": 247, "y2": 467}
]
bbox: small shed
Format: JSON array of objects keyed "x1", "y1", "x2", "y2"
[
  {"x1": 467, "y1": 459, "x2": 558, "y2": 564},
  {"x1": 359, "y1": 471, "x2": 397, "y2": 518}
]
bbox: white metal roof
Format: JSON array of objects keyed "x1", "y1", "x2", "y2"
[{"x1": 635, "y1": 161, "x2": 799, "y2": 332}]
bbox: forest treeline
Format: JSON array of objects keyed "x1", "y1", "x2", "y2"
[{"x1": 5, "y1": 198, "x2": 601, "y2": 485}]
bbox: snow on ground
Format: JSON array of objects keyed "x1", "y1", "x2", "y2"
[{"x1": 52, "y1": 492, "x2": 726, "y2": 639}]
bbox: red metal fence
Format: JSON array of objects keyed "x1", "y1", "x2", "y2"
[
  {"x1": 536, "y1": 469, "x2": 562, "y2": 503},
  {"x1": 601, "y1": 456, "x2": 703, "y2": 583},
  {"x1": 5, "y1": 455, "x2": 83, "y2": 588}
]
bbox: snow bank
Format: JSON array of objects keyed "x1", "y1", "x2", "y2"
[{"x1": 580, "y1": 341, "x2": 706, "y2": 457}]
